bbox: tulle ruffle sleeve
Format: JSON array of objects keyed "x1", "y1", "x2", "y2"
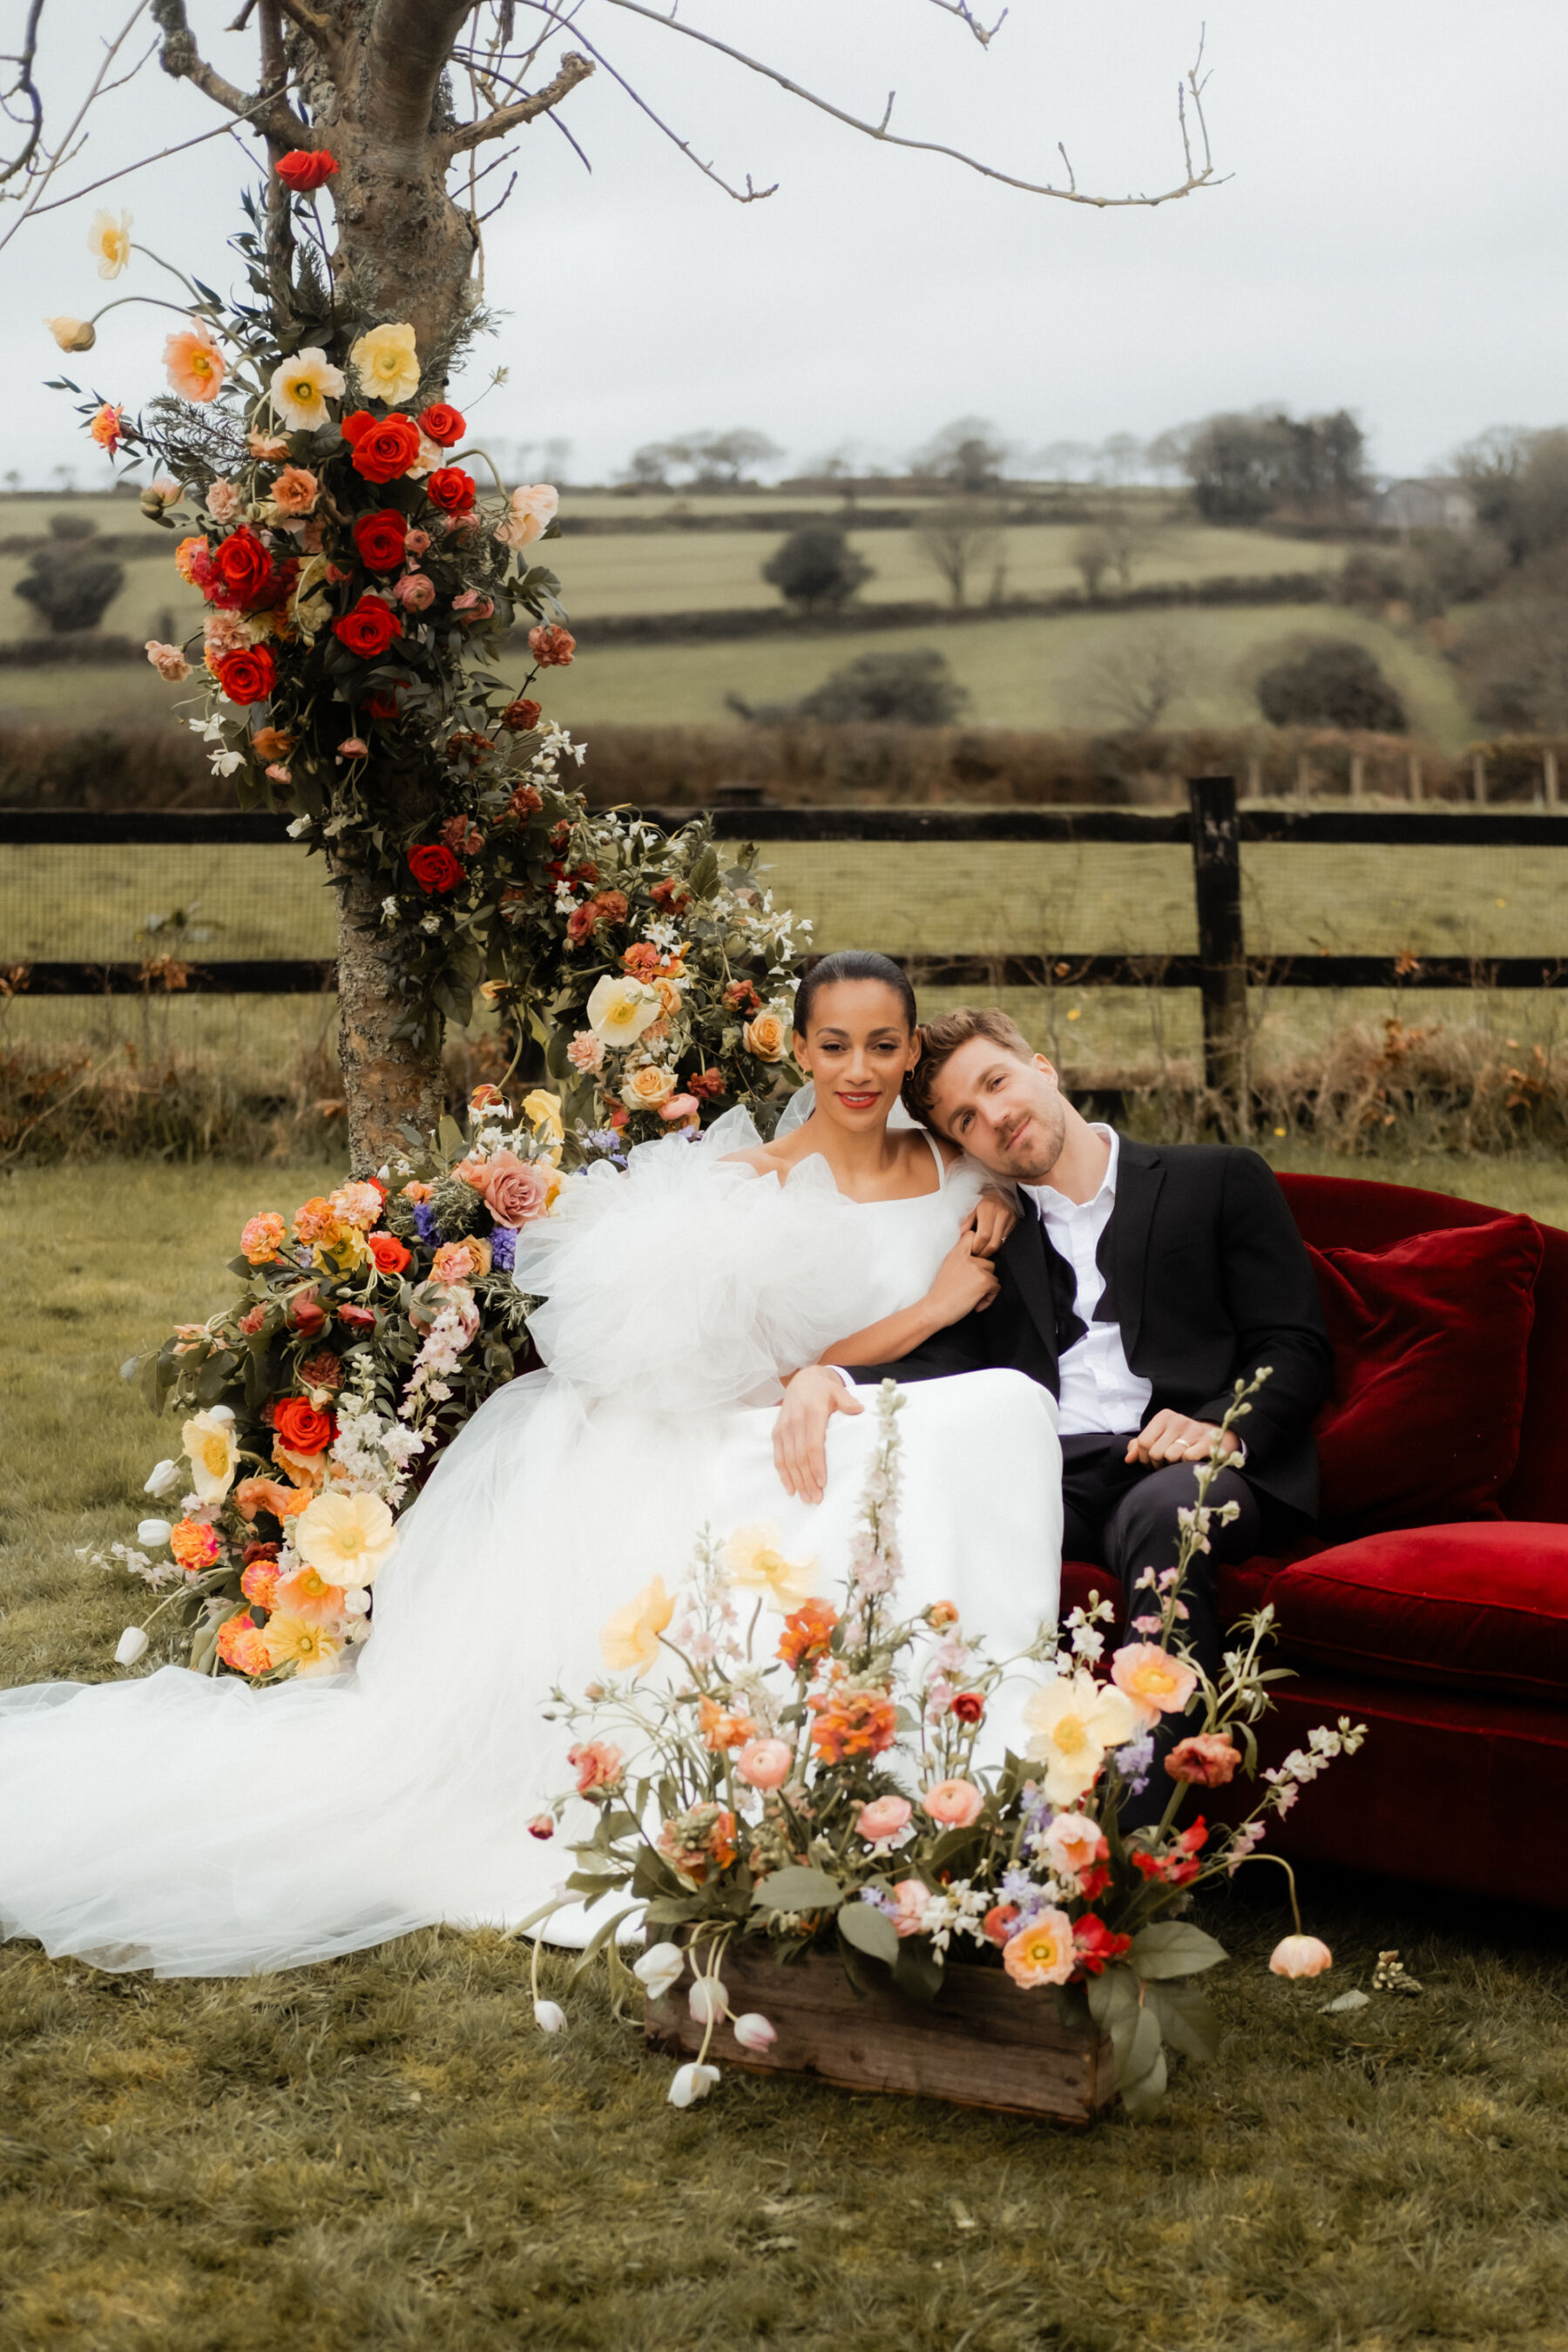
[{"x1": 509, "y1": 1112, "x2": 882, "y2": 1410}]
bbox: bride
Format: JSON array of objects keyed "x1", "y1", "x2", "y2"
[{"x1": 0, "y1": 950, "x2": 1062, "y2": 1977}]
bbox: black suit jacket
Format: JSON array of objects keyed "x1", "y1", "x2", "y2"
[{"x1": 846, "y1": 1138, "x2": 1333, "y2": 1521}]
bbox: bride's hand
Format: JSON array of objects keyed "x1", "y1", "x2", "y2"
[
  {"x1": 968, "y1": 1187, "x2": 1019, "y2": 1259},
  {"x1": 928, "y1": 1229, "x2": 1001, "y2": 1325}
]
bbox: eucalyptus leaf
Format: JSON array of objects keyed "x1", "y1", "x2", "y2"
[
  {"x1": 837, "y1": 1900, "x2": 899, "y2": 1967},
  {"x1": 750, "y1": 1865, "x2": 843, "y2": 1913}
]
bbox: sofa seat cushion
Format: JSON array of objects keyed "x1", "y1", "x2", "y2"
[
  {"x1": 1268, "y1": 1522, "x2": 1568, "y2": 1702},
  {"x1": 1308, "y1": 1216, "x2": 1544, "y2": 1535}
]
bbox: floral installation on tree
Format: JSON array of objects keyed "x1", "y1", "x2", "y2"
[{"x1": 528, "y1": 1377, "x2": 1365, "y2": 2122}]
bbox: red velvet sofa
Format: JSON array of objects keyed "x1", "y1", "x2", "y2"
[{"x1": 1058, "y1": 1172, "x2": 1568, "y2": 1911}]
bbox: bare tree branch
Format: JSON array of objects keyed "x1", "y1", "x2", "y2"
[
  {"x1": 365, "y1": 0, "x2": 476, "y2": 145},
  {"x1": 447, "y1": 46, "x2": 596, "y2": 153},
  {"x1": 0, "y1": 4, "x2": 155, "y2": 253},
  {"x1": 274, "y1": 0, "x2": 338, "y2": 51},
  {"x1": 0, "y1": 0, "x2": 46, "y2": 188},
  {"x1": 151, "y1": 0, "x2": 305, "y2": 142},
  {"x1": 17, "y1": 83, "x2": 301, "y2": 225},
  {"x1": 924, "y1": 0, "x2": 1009, "y2": 47}
]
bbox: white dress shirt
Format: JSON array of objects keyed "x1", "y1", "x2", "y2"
[{"x1": 1024, "y1": 1125, "x2": 1152, "y2": 1439}]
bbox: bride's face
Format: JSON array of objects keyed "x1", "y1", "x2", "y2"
[{"x1": 794, "y1": 980, "x2": 918, "y2": 1133}]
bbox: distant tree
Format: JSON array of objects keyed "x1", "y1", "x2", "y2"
[
  {"x1": 913, "y1": 418, "x2": 1010, "y2": 493},
  {"x1": 1075, "y1": 623, "x2": 1196, "y2": 730},
  {"x1": 915, "y1": 500, "x2": 1007, "y2": 606},
  {"x1": 1255, "y1": 639, "x2": 1408, "y2": 732},
  {"x1": 12, "y1": 514, "x2": 124, "y2": 633},
  {"x1": 1340, "y1": 529, "x2": 1508, "y2": 622},
  {"x1": 1184, "y1": 409, "x2": 1369, "y2": 523},
  {"x1": 1036, "y1": 439, "x2": 1098, "y2": 483},
  {"x1": 1452, "y1": 426, "x2": 1568, "y2": 568},
  {"x1": 761, "y1": 524, "x2": 874, "y2": 615},
  {"x1": 624, "y1": 429, "x2": 781, "y2": 491},
  {"x1": 1071, "y1": 529, "x2": 1116, "y2": 596},
  {"x1": 1096, "y1": 432, "x2": 1147, "y2": 484},
  {"x1": 729, "y1": 650, "x2": 968, "y2": 727},
  {"x1": 1450, "y1": 599, "x2": 1568, "y2": 731}
]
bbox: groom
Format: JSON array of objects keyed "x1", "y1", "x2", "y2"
[{"x1": 776, "y1": 1007, "x2": 1333, "y2": 1745}]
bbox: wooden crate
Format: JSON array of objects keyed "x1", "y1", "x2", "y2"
[{"x1": 645, "y1": 1938, "x2": 1115, "y2": 2125}]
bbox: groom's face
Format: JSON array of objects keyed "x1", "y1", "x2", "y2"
[{"x1": 925, "y1": 1038, "x2": 1068, "y2": 1182}]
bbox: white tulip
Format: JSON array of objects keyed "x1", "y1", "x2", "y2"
[
  {"x1": 533, "y1": 2000, "x2": 567, "y2": 2035},
  {"x1": 687, "y1": 1977, "x2": 729, "y2": 2025},
  {"x1": 667, "y1": 2061, "x2": 720, "y2": 2108},
  {"x1": 632, "y1": 1942, "x2": 686, "y2": 2000},
  {"x1": 136, "y1": 1518, "x2": 172, "y2": 1547},
  {"x1": 143, "y1": 1460, "x2": 181, "y2": 1497},
  {"x1": 114, "y1": 1626, "x2": 149, "y2": 1666},
  {"x1": 342, "y1": 1587, "x2": 371, "y2": 1617},
  {"x1": 732, "y1": 2012, "x2": 777, "y2": 2053}
]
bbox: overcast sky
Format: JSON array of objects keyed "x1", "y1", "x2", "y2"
[{"x1": 7, "y1": 0, "x2": 1568, "y2": 488}]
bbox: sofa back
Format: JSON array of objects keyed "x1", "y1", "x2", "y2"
[{"x1": 1279, "y1": 1173, "x2": 1568, "y2": 1525}]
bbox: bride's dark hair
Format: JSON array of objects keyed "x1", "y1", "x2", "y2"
[{"x1": 794, "y1": 950, "x2": 917, "y2": 1035}]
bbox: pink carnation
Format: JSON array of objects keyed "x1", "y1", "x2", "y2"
[{"x1": 567, "y1": 1031, "x2": 605, "y2": 1074}]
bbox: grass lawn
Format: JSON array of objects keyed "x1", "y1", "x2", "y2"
[{"x1": 3, "y1": 1157, "x2": 1568, "y2": 2349}]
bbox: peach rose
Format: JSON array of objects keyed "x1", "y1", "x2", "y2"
[
  {"x1": 742, "y1": 1011, "x2": 790, "y2": 1063},
  {"x1": 735, "y1": 1737, "x2": 793, "y2": 1790},
  {"x1": 269, "y1": 464, "x2": 319, "y2": 515},
  {"x1": 1110, "y1": 1642, "x2": 1198, "y2": 1728},
  {"x1": 922, "y1": 1778, "x2": 984, "y2": 1828},
  {"x1": 481, "y1": 1150, "x2": 551, "y2": 1228},
  {"x1": 857, "y1": 1794, "x2": 914, "y2": 1845},
  {"x1": 1166, "y1": 1733, "x2": 1241, "y2": 1787},
  {"x1": 620, "y1": 1062, "x2": 678, "y2": 1112}
]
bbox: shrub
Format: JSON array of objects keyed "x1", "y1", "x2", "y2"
[
  {"x1": 11, "y1": 513, "x2": 125, "y2": 634},
  {"x1": 730, "y1": 651, "x2": 969, "y2": 728},
  {"x1": 760, "y1": 524, "x2": 873, "y2": 615},
  {"x1": 1255, "y1": 640, "x2": 1408, "y2": 733}
]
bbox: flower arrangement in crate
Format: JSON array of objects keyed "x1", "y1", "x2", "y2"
[{"x1": 534, "y1": 1378, "x2": 1362, "y2": 2122}]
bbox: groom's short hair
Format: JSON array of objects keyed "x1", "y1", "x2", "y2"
[{"x1": 903, "y1": 1005, "x2": 1035, "y2": 1131}]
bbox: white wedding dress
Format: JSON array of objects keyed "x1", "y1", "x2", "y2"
[{"x1": 0, "y1": 1111, "x2": 1061, "y2": 1977}]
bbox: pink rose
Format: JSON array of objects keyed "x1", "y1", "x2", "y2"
[
  {"x1": 856, "y1": 1794, "x2": 913, "y2": 1846},
  {"x1": 659, "y1": 1093, "x2": 700, "y2": 1124},
  {"x1": 451, "y1": 588, "x2": 494, "y2": 623},
  {"x1": 890, "y1": 1879, "x2": 929, "y2": 1939},
  {"x1": 735, "y1": 1737, "x2": 792, "y2": 1790},
  {"x1": 405, "y1": 527, "x2": 431, "y2": 555},
  {"x1": 1166, "y1": 1733, "x2": 1241, "y2": 1787},
  {"x1": 394, "y1": 570, "x2": 436, "y2": 612},
  {"x1": 481, "y1": 1150, "x2": 551, "y2": 1228},
  {"x1": 921, "y1": 1777, "x2": 984, "y2": 1828}
]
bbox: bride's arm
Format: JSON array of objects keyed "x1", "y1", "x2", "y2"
[{"x1": 814, "y1": 1227, "x2": 1000, "y2": 1367}]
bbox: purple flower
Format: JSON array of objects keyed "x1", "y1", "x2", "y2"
[
  {"x1": 413, "y1": 1203, "x2": 437, "y2": 1245},
  {"x1": 1114, "y1": 1734, "x2": 1155, "y2": 1794},
  {"x1": 999, "y1": 1866, "x2": 1039, "y2": 1908},
  {"x1": 1020, "y1": 1781, "x2": 1054, "y2": 1834},
  {"x1": 488, "y1": 1226, "x2": 517, "y2": 1274},
  {"x1": 857, "y1": 1886, "x2": 896, "y2": 1917}
]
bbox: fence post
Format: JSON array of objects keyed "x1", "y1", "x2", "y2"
[
  {"x1": 1472, "y1": 751, "x2": 1488, "y2": 804},
  {"x1": 1546, "y1": 748, "x2": 1559, "y2": 807},
  {"x1": 1187, "y1": 774, "x2": 1249, "y2": 1135}
]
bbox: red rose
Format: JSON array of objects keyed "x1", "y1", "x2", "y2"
[
  {"x1": 274, "y1": 1396, "x2": 336, "y2": 1455},
  {"x1": 686, "y1": 1069, "x2": 727, "y2": 1103},
  {"x1": 333, "y1": 595, "x2": 403, "y2": 659},
  {"x1": 408, "y1": 842, "x2": 464, "y2": 894},
  {"x1": 341, "y1": 410, "x2": 422, "y2": 483},
  {"x1": 425, "y1": 466, "x2": 476, "y2": 515},
  {"x1": 368, "y1": 1232, "x2": 411, "y2": 1274},
  {"x1": 502, "y1": 697, "x2": 542, "y2": 734},
  {"x1": 338, "y1": 1304, "x2": 377, "y2": 1332},
  {"x1": 353, "y1": 509, "x2": 408, "y2": 571},
  {"x1": 288, "y1": 1291, "x2": 328, "y2": 1336},
  {"x1": 362, "y1": 687, "x2": 407, "y2": 720},
  {"x1": 215, "y1": 645, "x2": 276, "y2": 705},
  {"x1": 213, "y1": 528, "x2": 274, "y2": 606},
  {"x1": 950, "y1": 1691, "x2": 985, "y2": 1725},
  {"x1": 276, "y1": 149, "x2": 338, "y2": 191},
  {"x1": 417, "y1": 402, "x2": 466, "y2": 447},
  {"x1": 528, "y1": 623, "x2": 576, "y2": 667}
]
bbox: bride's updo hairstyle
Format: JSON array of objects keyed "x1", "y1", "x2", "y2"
[{"x1": 794, "y1": 950, "x2": 917, "y2": 1036}]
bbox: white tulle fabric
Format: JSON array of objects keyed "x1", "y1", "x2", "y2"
[{"x1": 0, "y1": 1112, "x2": 1061, "y2": 1977}]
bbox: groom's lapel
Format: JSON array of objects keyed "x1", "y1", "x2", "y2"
[
  {"x1": 1004, "y1": 1209, "x2": 1080, "y2": 1368},
  {"x1": 1100, "y1": 1136, "x2": 1163, "y2": 1362}
]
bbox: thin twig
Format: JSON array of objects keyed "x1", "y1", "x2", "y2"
[
  {"x1": 446, "y1": 46, "x2": 595, "y2": 153},
  {"x1": 17, "y1": 78, "x2": 301, "y2": 224},
  {"x1": 0, "y1": 0, "x2": 47, "y2": 189},
  {"x1": 0, "y1": 3, "x2": 153, "y2": 253}
]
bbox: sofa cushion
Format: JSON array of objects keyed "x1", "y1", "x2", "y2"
[
  {"x1": 1268, "y1": 1522, "x2": 1568, "y2": 1702},
  {"x1": 1308, "y1": 1216, "x2": 1544, "y2": 1533}
]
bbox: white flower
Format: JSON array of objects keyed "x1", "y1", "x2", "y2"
[
  {"x1": 143, "y1": 1458, "x2": 181, "y2": 1497},
  {"x1": 585, "y1": 973, "x2": 660, "y2": 1049},
  {"x1": 667, "y1": 2061, "x2": 720, "y2": 2108},
  {"x1": 89, "y1": 207, "x2": 132, "y2": 278},
  {"x1": 632, "y1": 1942, "x2": 686, "y2": 2000},
  {"x1": 687, "y1": 1978, "x2": 729, "y2": 2025},
  {"x1": 533, "y1": 1999, "x2": 567, "y2": 2035},
  {"x1": 136, "y1": 1518, "x2": 172, "y2": 1547},
  {"x1": 268, "y1": 346, "x2": 346, "y2": 431},
  {"x1": 181, "y1": 1409, "x2": 239, "y2": 1510},
  {"x1": 1021, "y1": 1668, "x2": 1141, "y2": 1808},
  {"x1": 114, "y1": 1626, "x2": 149, "y2": 1666},
  {"x1": 732, "y1": 2013, "x2": 776, "y2": 2053},
  {"x1": 496, "y1": 481, "x2": 558, "y2": 550}
]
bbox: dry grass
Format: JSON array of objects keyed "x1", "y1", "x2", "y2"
[{"x1": 3, "y1": 1159, "x2": 1568, "y2": 2349}]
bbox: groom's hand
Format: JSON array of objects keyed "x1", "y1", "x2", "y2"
[
  {"x1": 774, "y1": 1365, "x2": 864, "y2": 1504},
  {"x1": 1125, "y1": 1411, "x2": 1240, "y2": 1467}
]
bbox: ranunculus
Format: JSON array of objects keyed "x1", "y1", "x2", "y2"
[
  {"x1": 367, "y1": 1232, "x2": 411, "y2": 1274},
  {"x1": 982, "y1": 1903, "x2": 1020, "y2": 1946},
  {"x1": 481, "y1": 1151, "x2": 551, "y2": 1228},
  {"x1": 353, "y1": 508, "x2": 407, "y2": 571},
  {"x1": 502, "y1": 696, "x2": 542, "y2": 733},
  {"x1": 341, "y1": 409, "x2": 422, "y2": 483},
  {"x1": 599, "y1": 1577, "x2": 674, "y2": 1678},
  {"x1": 451, "y1": 588, "x2": 493, "y2": 624},
  {"x1": 621, "y1": 1062, "x2": 678, "y2": 1113},
  {"x1": 215, "y1": 645, "x2": 276, "y2": 705},
  {"x1": 528, "y1": 622, "x2": 575, "y2": 666},
  {"x1": 857, "y1": 1794, "x2": 914, "y2": 1845},
  {"x1": 497, "y1": 482, "x2": 558, "y2": 549},
  {"x1": 164, "y1": 321, "x2": 226, "y2": 403},
  {"x1": 408, "y1": 842, "x2": 463, "y2": 894},
  {"x1": 276, "y1": 148, "x2": 339, "y2": 190},
  {"x1": 294, "y1": 1488, "x2": 398, "y2": 1586},
  {"x1": 349, "y1": 321, "x2": 421, "y2": 404},
  {"x1": 735, "y1": 1738, "x2": 793, "y2": 1790},
  {"x1": 1003, "y1": 1909, "x2": 1077, "y2": 1988},
  {"x1": 145, "y1": 639, "x2": 192, "y2": 683},
  {"x1": 425, "y1": 465, "x2": 476, "y2": 514},
  {"x1": 393, "y1": 570, "x2": 435, "y2": 612},
  {"x1": 181, "y1": 1409, "x2": 239, "y2": 1509},
  {"x1": 337, "y1": 737, "x2": 368, "y2": 760},
  {"x1": 269, "y1": 347, "x2": 346, "y2": 431},
  {"x1": 922, "y1": 1778, "x2": 984, "y2": 1828},
  {"x1": 169, "y1": 1517, "x2": 220, "y2": 1571},
  {"x1": 1166, "y1": 1733, "x2": 1241, "y2": 1787},
  {"x1": 268, "y1": 465, "x2": 319, "y2": 515},
  {"x1": 743, "y1": 1010, "x2": 791, "y2": 1064},
  {"x1": 1270, "y1": 1934, "x2": 1334, "y2": 1979},
  {"x1": 418, "y1": 402, "x2": 466, "y2": 447},
  {"x1": 659, "y1": 1093, "x2": 700, "y2": 1125},
  {"x1": 89, "y1": 402, "x2": 125, "y2": 454},
  {"x1": 1111, "y1": 1642, "x2": 1199, "y2": 1728},
  {"x1": 890, "y1": 1880, "x2": 929, "y2": 1939},
  {"x1": 273, "y1": 1396, "x2": 335, "y2": 1455},
  {"x1": 89, "y1": 206, "x2": 132, "y2": 278},
  {"x1": 586, "y1": 973, "x2": 660, "y2": 1048},
  {"x1": 332, "y1": 594, "x2": 403, "y2": 659},
  {"x1": 212, "y1": 527, "x2": 274, "y2": 605}
]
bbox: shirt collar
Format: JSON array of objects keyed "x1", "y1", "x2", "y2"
[{"x1": 1028, "y1": 1125, "x2": 1119, "y2": 1218}]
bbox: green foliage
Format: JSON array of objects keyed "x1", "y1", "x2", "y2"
[
  {"x1": 1184, "y1": 408, "x2": 1369, "y2": 524},
  {"x1": 760, "y1": 523, "x2": 874, "y2": 614},
  {"x1": 12, "y1": 515, "x2": 125, "y2": 634},
  {"x1": 1256, "y1": 639, "x2": 1409, "y2": 733}
]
